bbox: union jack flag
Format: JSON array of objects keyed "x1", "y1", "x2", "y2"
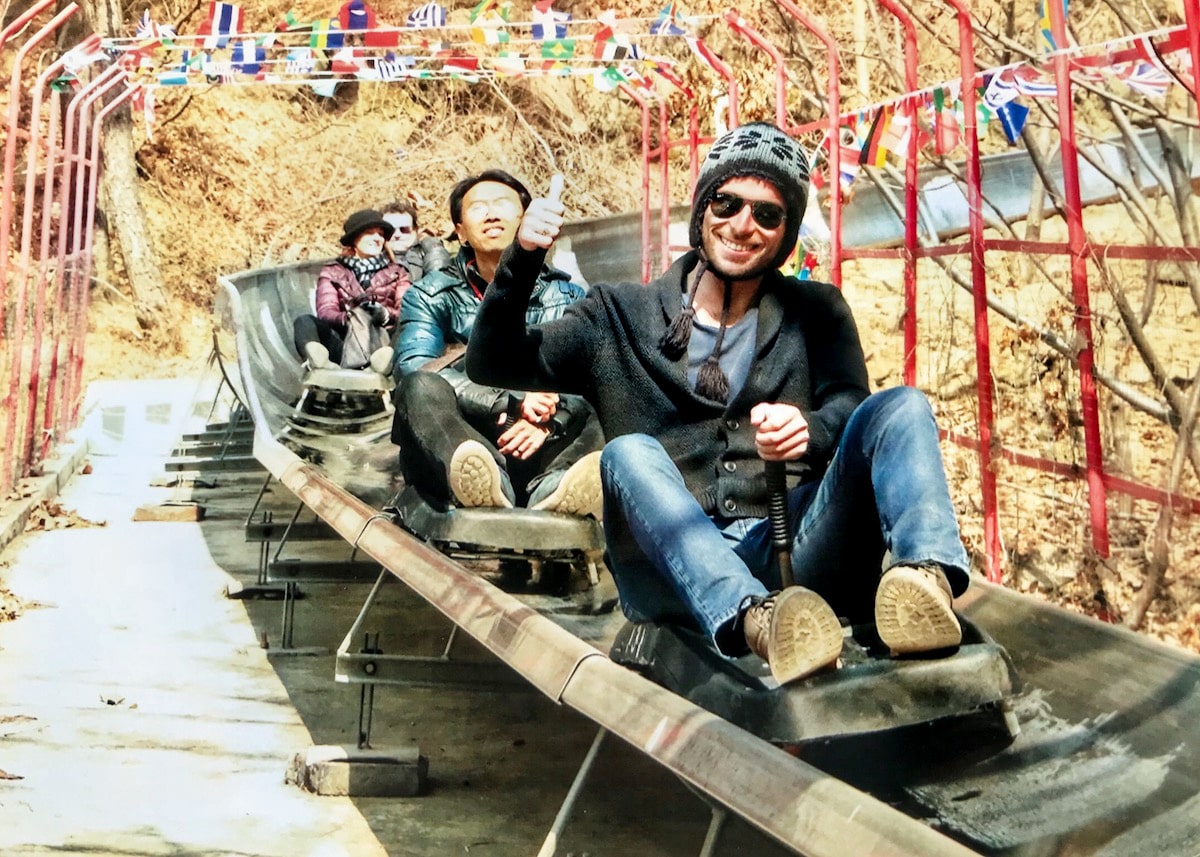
[{"x1": 1123, "y1": 60, "x2": 1172, "y2": 97}]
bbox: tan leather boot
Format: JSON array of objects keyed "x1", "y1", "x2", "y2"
[
  {"x1": 742, "y1": 587, "x2": 843, "y2": 685},
  {"x1": 874, "y1": 565, "x2": 962, "y2": 654}
]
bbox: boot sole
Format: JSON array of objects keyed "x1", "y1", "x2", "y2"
[
  {"x1": 530, "y1": 451, "x2": 602, "y2": 519},
  {"x1": 767, "y1": 588, "x2": 843, "y2": 686},
  {"x1": 874, "y1": 566, "x2": 962, "y2": 654},
  {"x1": 449, "y1": 441, "x2": 513, "y2": 509}
]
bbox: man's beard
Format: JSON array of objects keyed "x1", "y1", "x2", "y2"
[{"x1": 705, "y1": 253, "x2": 777, "y2": 284}]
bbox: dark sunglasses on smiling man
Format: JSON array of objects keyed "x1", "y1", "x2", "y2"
[{"x1": 708, "y1": 192, "x2": 786, "y2": 230}]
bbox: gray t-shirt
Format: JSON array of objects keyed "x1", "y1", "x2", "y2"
[{"x1": 687, "y1": 308, "x2": 759, "y2": 402}]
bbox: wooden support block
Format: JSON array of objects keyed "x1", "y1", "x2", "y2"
[
  {"x1": 132, "y1": 502, "x2": 206, "y2": 522},
  {"x1": 287, "y1": 744, "x2": 427, "y2": 797}
]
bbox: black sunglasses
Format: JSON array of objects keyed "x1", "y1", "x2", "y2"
[{"x1": 708, "y1": 192, "x2": 786, "y2": 230}]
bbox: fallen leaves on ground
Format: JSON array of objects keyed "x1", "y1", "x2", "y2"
[
  {"x1": 22, "y1": 501, "x2": 106, "y2": 532},
  {"x1": 0, "y1": 586, "x2": 21, "y2": 622}
]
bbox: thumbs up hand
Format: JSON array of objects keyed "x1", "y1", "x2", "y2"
[{"x1": 517, "y1": 173, "x2": 565, "y2": 251}]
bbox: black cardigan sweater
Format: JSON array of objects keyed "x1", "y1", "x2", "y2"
[{"x1": 466, "y1": 244, "x2": 871, "y2": 520}]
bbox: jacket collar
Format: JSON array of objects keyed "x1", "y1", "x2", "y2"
[{"x1": 653, "y1": 251, "x2": 791, "y2": 412}]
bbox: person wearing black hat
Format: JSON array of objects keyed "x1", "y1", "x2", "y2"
[
  {"x1": 465, "y1": 123, "x2": 971, "y2": 686},
  {"x1": 388, "y1": 170, "x2": 604, "y2": 517},
  {"x1": 293, "y1": 208, "x2": 410, "y2": 374}
]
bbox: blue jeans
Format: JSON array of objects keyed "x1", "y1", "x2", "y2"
[{"x1": 600, "y1": 387, "x2": 970, "y2": 654}]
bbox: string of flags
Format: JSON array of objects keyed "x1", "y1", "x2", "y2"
[
  {"x1": 811, "y1": 23, "x2": 1193, "y2": 196},
  {"x1": 55, "y1": 2, "x2": 1194, "y2": 188},
  {"x1": 64, "y1": 0, "x2": 722, "y2": 101}
]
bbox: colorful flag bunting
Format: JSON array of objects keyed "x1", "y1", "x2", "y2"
[
  {"x1": 62, "y1": 34, "x2": 108, "y2": 73},
  {"x1": 285, "y1": 47, "x2": 316, "y2": 75},
  {"x1": 858, "y1": 106, "x2": 891, "y2": 167},
  {"x1": 231, "y1": 39, "x2": 266, "y2": 74},
  {"x1": 650, "y1": 2, "x2": 687, "y2": 37},
  {"x1": 492, "y1": 51, "x2": 526, "y2": 76},
  {"x1": 374, "y1": 54, "x2": 416, "y2": 79},
  {"x1": 137, "y1": 9, "x2": 177, "y2": 44},
  {"x1": 541, "y1": 38, "x2": 575, "y2": 60},
  {"x1": 1036, "y1": 0, "x2": 1067, "y2": 53},
  {"x1": 339, "y1": 0, "x2": 375, "y2": 31},
  {"x1": 310, "y1": 18, "x2": 344, "y2": 50},
  {"x1": 407, "y1": 2, "x2": 446, "y2": 28},
  {"x1": 593, "y1": 65, "x2": 627, "y2": 91},
  {"x1": 199, "y1": 2, "x2": 243, "y2": 49},
  {"x1": 330, "y1": 46, "x2": 366, "y2": 74},
  {"x1": 469, "y1": 0, "x2": 511, "y2": 22},
  {"x1": 878, "y1": 104, "x2": 915, "y2": 156},
  {"x1": 983, "y1": 69, "x2": 1020, "y2": 107},
  {"x1": 995, "y1": 101, "x2": 1029, "y2": 143},
  {"x1": 532, "y1": 2, "x2": 571, "y2": 40},
  {"x1": 471, "y1": 23, "x2": 510, "y2": 45},
  {"x1": 1011, "y1": 65, "x2": 1057, "y2": 97},
  {"x1": 932, "y1": 88, "x2": 960, "y2": 155},
  {"x1": 1123, "y1": 60, "x2": 1172, "y2": 97}
]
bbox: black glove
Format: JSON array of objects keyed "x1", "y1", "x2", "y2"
[{"x1": 362, "y1": 301, "x2": 388, "y2": 326}]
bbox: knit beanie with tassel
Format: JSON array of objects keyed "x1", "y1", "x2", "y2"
[{"x1": 661, "y1": 123, "x2": 812, "y2": 402}]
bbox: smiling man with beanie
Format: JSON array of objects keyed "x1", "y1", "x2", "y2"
[{"x1": 466, "y1": 123, "x2": 971, "y2": 685}]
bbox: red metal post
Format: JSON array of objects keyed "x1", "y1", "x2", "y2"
[
  {"x1": 619, "y1": 83, "x2": 654, "y2": 284},
  {"x1": 876, "y1": 0, "x2": 921, "y2": 388},
  {"x1": 0, "y1": 0, "x2": 58, "y2": 47},
  {"x1": 659, "y1": 101, "x2": 672, "y2": 272},
  {"x1": 7, "y1": 51, "x2": 73, "y2": 484},
  {"x1": 941, "y1": 0, "x2": 1002, "y2": 582},
  {"x1": 26, "y1": 80, "x2": 65, "y2": 469},
  {"x1": 688, "y1": 102, "x2": 699, "y2": 188},
  {"x1": 723, "y1": 11, "x2": 789, "y2": 133},
  {"x1": 1185, "y1": 0, "x2": 1200, "y2": 100},
  {"x1": 1047, "y1": 0, "x2": 1109, "y2": 556},
  {"x1": 770, "y1": 0, "x2": 842, "y2": 286},
  {"x1": 697, "y1": 38, "x2": 739, "y2": 134}
]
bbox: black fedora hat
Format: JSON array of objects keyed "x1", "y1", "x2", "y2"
[{"x1": 340, "y1": 209, "x2": 395, "y2": 247}]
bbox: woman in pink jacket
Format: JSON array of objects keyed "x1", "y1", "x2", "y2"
[{"x1": 293, "y1": 209, "x2": 411, "y2": 374}]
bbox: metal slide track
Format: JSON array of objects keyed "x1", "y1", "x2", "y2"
[{"x1": 215, "y1": 170, "x2": 1200, "y2": 854}]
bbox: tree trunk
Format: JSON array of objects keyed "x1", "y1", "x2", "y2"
[{"x1": 85, "y1": 0, "x2": 170, "y2": 332}]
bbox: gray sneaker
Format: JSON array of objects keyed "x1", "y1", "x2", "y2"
[
  {"x1": 449, "y1": 440, "x2": 513, "y2": 509},
  {"x1": 742, "y1": 587, "x2": 842, "y2": 685},
  {"x1": 368, "y1": 346, "x2": 393, "y2": 376},
  {"x1": 874, "y1": 565, "x2": 962, "y2": 654},
  {"x1": 304, "y1": 341, "x2": 331, "y2": 369},
  {"x1": 529, "y1": 451, "x2": 603, "y2": 519}
]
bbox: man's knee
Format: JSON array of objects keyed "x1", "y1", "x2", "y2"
[
  {"x1": 600, "y1": 434, "x2": 672, "y2": 497},
  {"x1": 394, "y1": 370, "x2": 454, "y2": 411},
  {"x1": 601, "y1": 433, "x2": 659, "y2": 472},
  {"x1": 860, "y1": 386, "x2": 935, "y2": 429}
]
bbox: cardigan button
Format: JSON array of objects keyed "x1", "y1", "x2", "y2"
[
  {"x1": 725, "y1": 419, "x2": 739, "y2": 431},
  {"x1": 723, "y1": 461, "x2": 736, "y2": 473},
  {"x1": 723, "y1": 498, "x2": 737, "y2": 512}
]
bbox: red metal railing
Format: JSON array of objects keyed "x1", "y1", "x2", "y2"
[
  {"x1": 0, "y1": 3, "x2": 81, "y2": 494},
  {"x1": 1, "y1": 7, "x2": 134, "y2": 495}
]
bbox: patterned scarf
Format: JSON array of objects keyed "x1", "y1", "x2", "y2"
[{"x1": 338, "y1": 253, "x2": 389, "y2": 289}]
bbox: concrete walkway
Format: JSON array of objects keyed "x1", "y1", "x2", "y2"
[{"x1": 0, "y1": 380, "x2": 387, "y2": 857}]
